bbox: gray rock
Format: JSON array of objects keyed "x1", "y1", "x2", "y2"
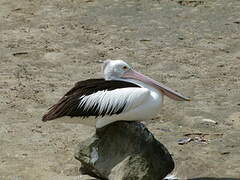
[{"x1": 75, "y1": 121, "x2": 174, "y2": 180}]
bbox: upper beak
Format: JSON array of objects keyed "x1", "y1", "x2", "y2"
[{"x1": 122, "y1": 69, "x2": 190, "y2": 101}]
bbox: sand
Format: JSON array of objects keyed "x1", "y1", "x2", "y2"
[{"x1": 0, "y1": 0, "x2": 240, "y2": 179}]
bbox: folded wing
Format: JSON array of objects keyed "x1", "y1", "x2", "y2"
[{"x1": 42, "y1": 79, "x2": 149, "y2": 121}]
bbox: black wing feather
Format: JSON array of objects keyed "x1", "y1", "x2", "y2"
[{"x1": 42, "y1": 79, "x2": 140, "y2": 121}]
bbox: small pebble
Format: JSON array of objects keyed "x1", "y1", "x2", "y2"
[
  {"x1": 95, "y1": 60, "x2": 104, "y2": 63},
  {"x1": 202, "y1": 119, "x2": 218, "y2": 124},
  {"x1": 220, "y1": 151, "x2": 230, "y2": 155},
  {"x1": 177, "y1": 137, "x2": 193, "y2": 145}
]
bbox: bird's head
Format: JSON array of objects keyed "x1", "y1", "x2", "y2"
[
  {"x1": 102, "y1": 59, "x2": 190, "y2": 101},
  {"x1": 103, "y1": 59, "x2": 132, "y2": 80}
]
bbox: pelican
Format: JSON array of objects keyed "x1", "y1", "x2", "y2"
[{"x1": 42, "y1": 60, "x2": 190, "y2": 128}]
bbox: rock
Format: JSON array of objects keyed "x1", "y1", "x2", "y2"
[{"x1": 74, "y1": 121, "x2": 174, "y2": 180}]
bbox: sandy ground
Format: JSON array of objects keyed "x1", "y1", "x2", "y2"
[{"x1": 0, "y1": 0, "x2": 240, "y2": 179}]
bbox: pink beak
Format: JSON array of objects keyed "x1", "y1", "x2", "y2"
[{"x1": 122, "y1": 69, "x2": 190, "y2": 101}]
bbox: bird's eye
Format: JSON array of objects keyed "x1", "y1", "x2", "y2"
[{"x1": 122, "y1": 66, "x2": 128, "y2": 70}]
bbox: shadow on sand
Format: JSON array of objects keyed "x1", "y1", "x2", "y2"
[
  {"x1": 88, "y1": 176, "x2": 240, "y2": 180},
  {"x1": 189, "y1": 178, "x2": 239, "y2": 180}
]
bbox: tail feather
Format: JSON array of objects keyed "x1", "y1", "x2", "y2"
[{"x1": 42, "y1": 96, "x2": 70, "y2": 122}]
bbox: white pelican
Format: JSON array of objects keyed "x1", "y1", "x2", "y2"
[{"x1": 42, "y1": 60, "x2": 190, "y2": 128}]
